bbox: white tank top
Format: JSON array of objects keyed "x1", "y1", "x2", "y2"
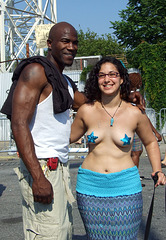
[{"x1": 29, "y1": 77, "x2": 74, "y2": 163}]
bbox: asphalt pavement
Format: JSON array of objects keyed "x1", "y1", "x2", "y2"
[{"x1": 0, "y1": 142, "x2": 166, "y2": 240}]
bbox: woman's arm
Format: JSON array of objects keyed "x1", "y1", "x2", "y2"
[
  {"x1": 136, "y1": 112, "x2": 166, "y2": 186},
  {"x1": 70, "y1": 105, "x2": 87, "y2": 144}
]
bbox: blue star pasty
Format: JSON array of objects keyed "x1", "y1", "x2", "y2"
[
  {"x1": 120, "y1": 134, "x2": 131, "y2": 145},
  {"x1": 87, "y1": 131, "x2": 98, "y2": 143}
]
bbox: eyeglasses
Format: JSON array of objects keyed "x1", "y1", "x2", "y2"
[{"x1": 97, "y1": 71, "x2": 120, "y2": 79}]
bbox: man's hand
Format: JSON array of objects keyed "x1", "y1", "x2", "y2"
[
  {"x1": 155, "y1": 132, "x2": 162, "y2": 142},
  {"x1": 128, "y1": 91, "x2": 145, "y2": 112},
  {"x1": 32, "y1": 176, "x2": 53, "y2": 204}
]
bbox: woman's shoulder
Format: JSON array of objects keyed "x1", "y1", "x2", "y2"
[
  {"x1": 123, "y1": 101, "x2": 145, "y2": 118},
  {"x1": 76, "y1": 101, "x2": 96, "y2": 115},
  {"x1": 79, "y1": 101, "x2": 97, "y2": 110}
]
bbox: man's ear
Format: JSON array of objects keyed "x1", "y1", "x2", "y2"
[{"x1": 47, "y1": 39, "x2": 52, "y2": 49}]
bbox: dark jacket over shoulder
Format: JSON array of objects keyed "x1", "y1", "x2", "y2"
[{"x1": 1, "y1": 56, "x2": 77, "y2": 119}]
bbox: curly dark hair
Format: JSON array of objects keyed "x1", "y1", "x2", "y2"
[{"x1": 84, "y1": 56, "x2": 131, "y2": 102}]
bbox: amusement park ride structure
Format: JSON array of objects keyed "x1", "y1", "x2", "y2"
[{"x1": 0, "y1": 0, "x2": 57, "y2": 72}]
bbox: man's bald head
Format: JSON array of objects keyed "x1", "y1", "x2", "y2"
[
  {"x1": 47, "y1": 22, "x2": 78, "y2": 72},
  {"x1": 48, "y1": 22, "x2": 77, "y2": 41}
]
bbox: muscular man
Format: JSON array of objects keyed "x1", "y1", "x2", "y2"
[{"x1": 1, "y1": 22, "x2": 86, "y2": 240}]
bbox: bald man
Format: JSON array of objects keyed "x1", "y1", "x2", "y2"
[{"x1": 10, "y1": 22, "x2": 86, "y2": 240}]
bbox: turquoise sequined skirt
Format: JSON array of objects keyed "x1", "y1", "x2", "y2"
[{"x1": 76, "y1": 166, "x2": 143, "y2": 239}]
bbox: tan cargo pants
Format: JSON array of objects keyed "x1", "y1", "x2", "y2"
[{"x1": 14, "y1": 159, "x2": 75, "y2": 240}]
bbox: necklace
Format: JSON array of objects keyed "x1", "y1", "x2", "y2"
[{"x1": 101, "y1": 100, "x2": 122, "y2": 127}]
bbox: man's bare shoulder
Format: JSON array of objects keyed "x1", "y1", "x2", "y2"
[{"x1": 18, "y1": 63, "x2": 48, "y2": 88}]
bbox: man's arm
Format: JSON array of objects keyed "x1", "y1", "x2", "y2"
[
  {"x1": 11, "y1": 63, "x2": 53, "y2": 204},
  {"x1": 73, "y1": 90, "x2": 145, "y2": 112},
  {"x1": 148, "y1": 118, "x2": 162, "y2": 142},
  {"x1": 128, "y1": 91, "x2": 145, "y2": 112},
  {"x1": 72, "y1": 91, "x2": 88, "y2": 110}
]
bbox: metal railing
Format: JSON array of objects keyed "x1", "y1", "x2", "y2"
[{"x1": 0, "y1": 108, "x2": 166, "y2": 154}]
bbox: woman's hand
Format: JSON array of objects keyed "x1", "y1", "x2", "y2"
[{"x1": 151, "y1": 171, "x2": 166, "y2": 187}]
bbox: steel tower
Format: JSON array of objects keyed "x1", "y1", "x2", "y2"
[{"x1": 0, "y1": 0, "x2": 57, "y2": 72}]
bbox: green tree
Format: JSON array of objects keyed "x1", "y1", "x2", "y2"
[
  {"x1": 110, "y1": 0, "x2": 166, "y2": 120},
  {"x1": 77, "y1": 28, "x2": 127, "y2": 83},
  {"x1": 127, "y1": 41, "x2": 166, "y2": 113},
  {"x1": 77, "y1": 29, "x2": 125, "y2": 56},
  {"x1": 110, "y1": 0, "x2": 166, "y2": 48}
]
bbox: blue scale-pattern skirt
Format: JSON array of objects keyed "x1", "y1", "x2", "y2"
[{"x1": 76, "y1": 166, "x2": 143, "y2": 240}]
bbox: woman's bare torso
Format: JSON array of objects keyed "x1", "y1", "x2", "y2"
[{"x1": 81, "y1": 101, "x2": 139, "y2": 173}]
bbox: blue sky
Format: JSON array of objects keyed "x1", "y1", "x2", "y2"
[{"x1": 57, "y1": 0, "x2": 129, "y2": 36}]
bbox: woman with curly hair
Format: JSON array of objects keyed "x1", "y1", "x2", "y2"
[{"x1": 70, "y1": 56, "x2": 166, "y2": 239}]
